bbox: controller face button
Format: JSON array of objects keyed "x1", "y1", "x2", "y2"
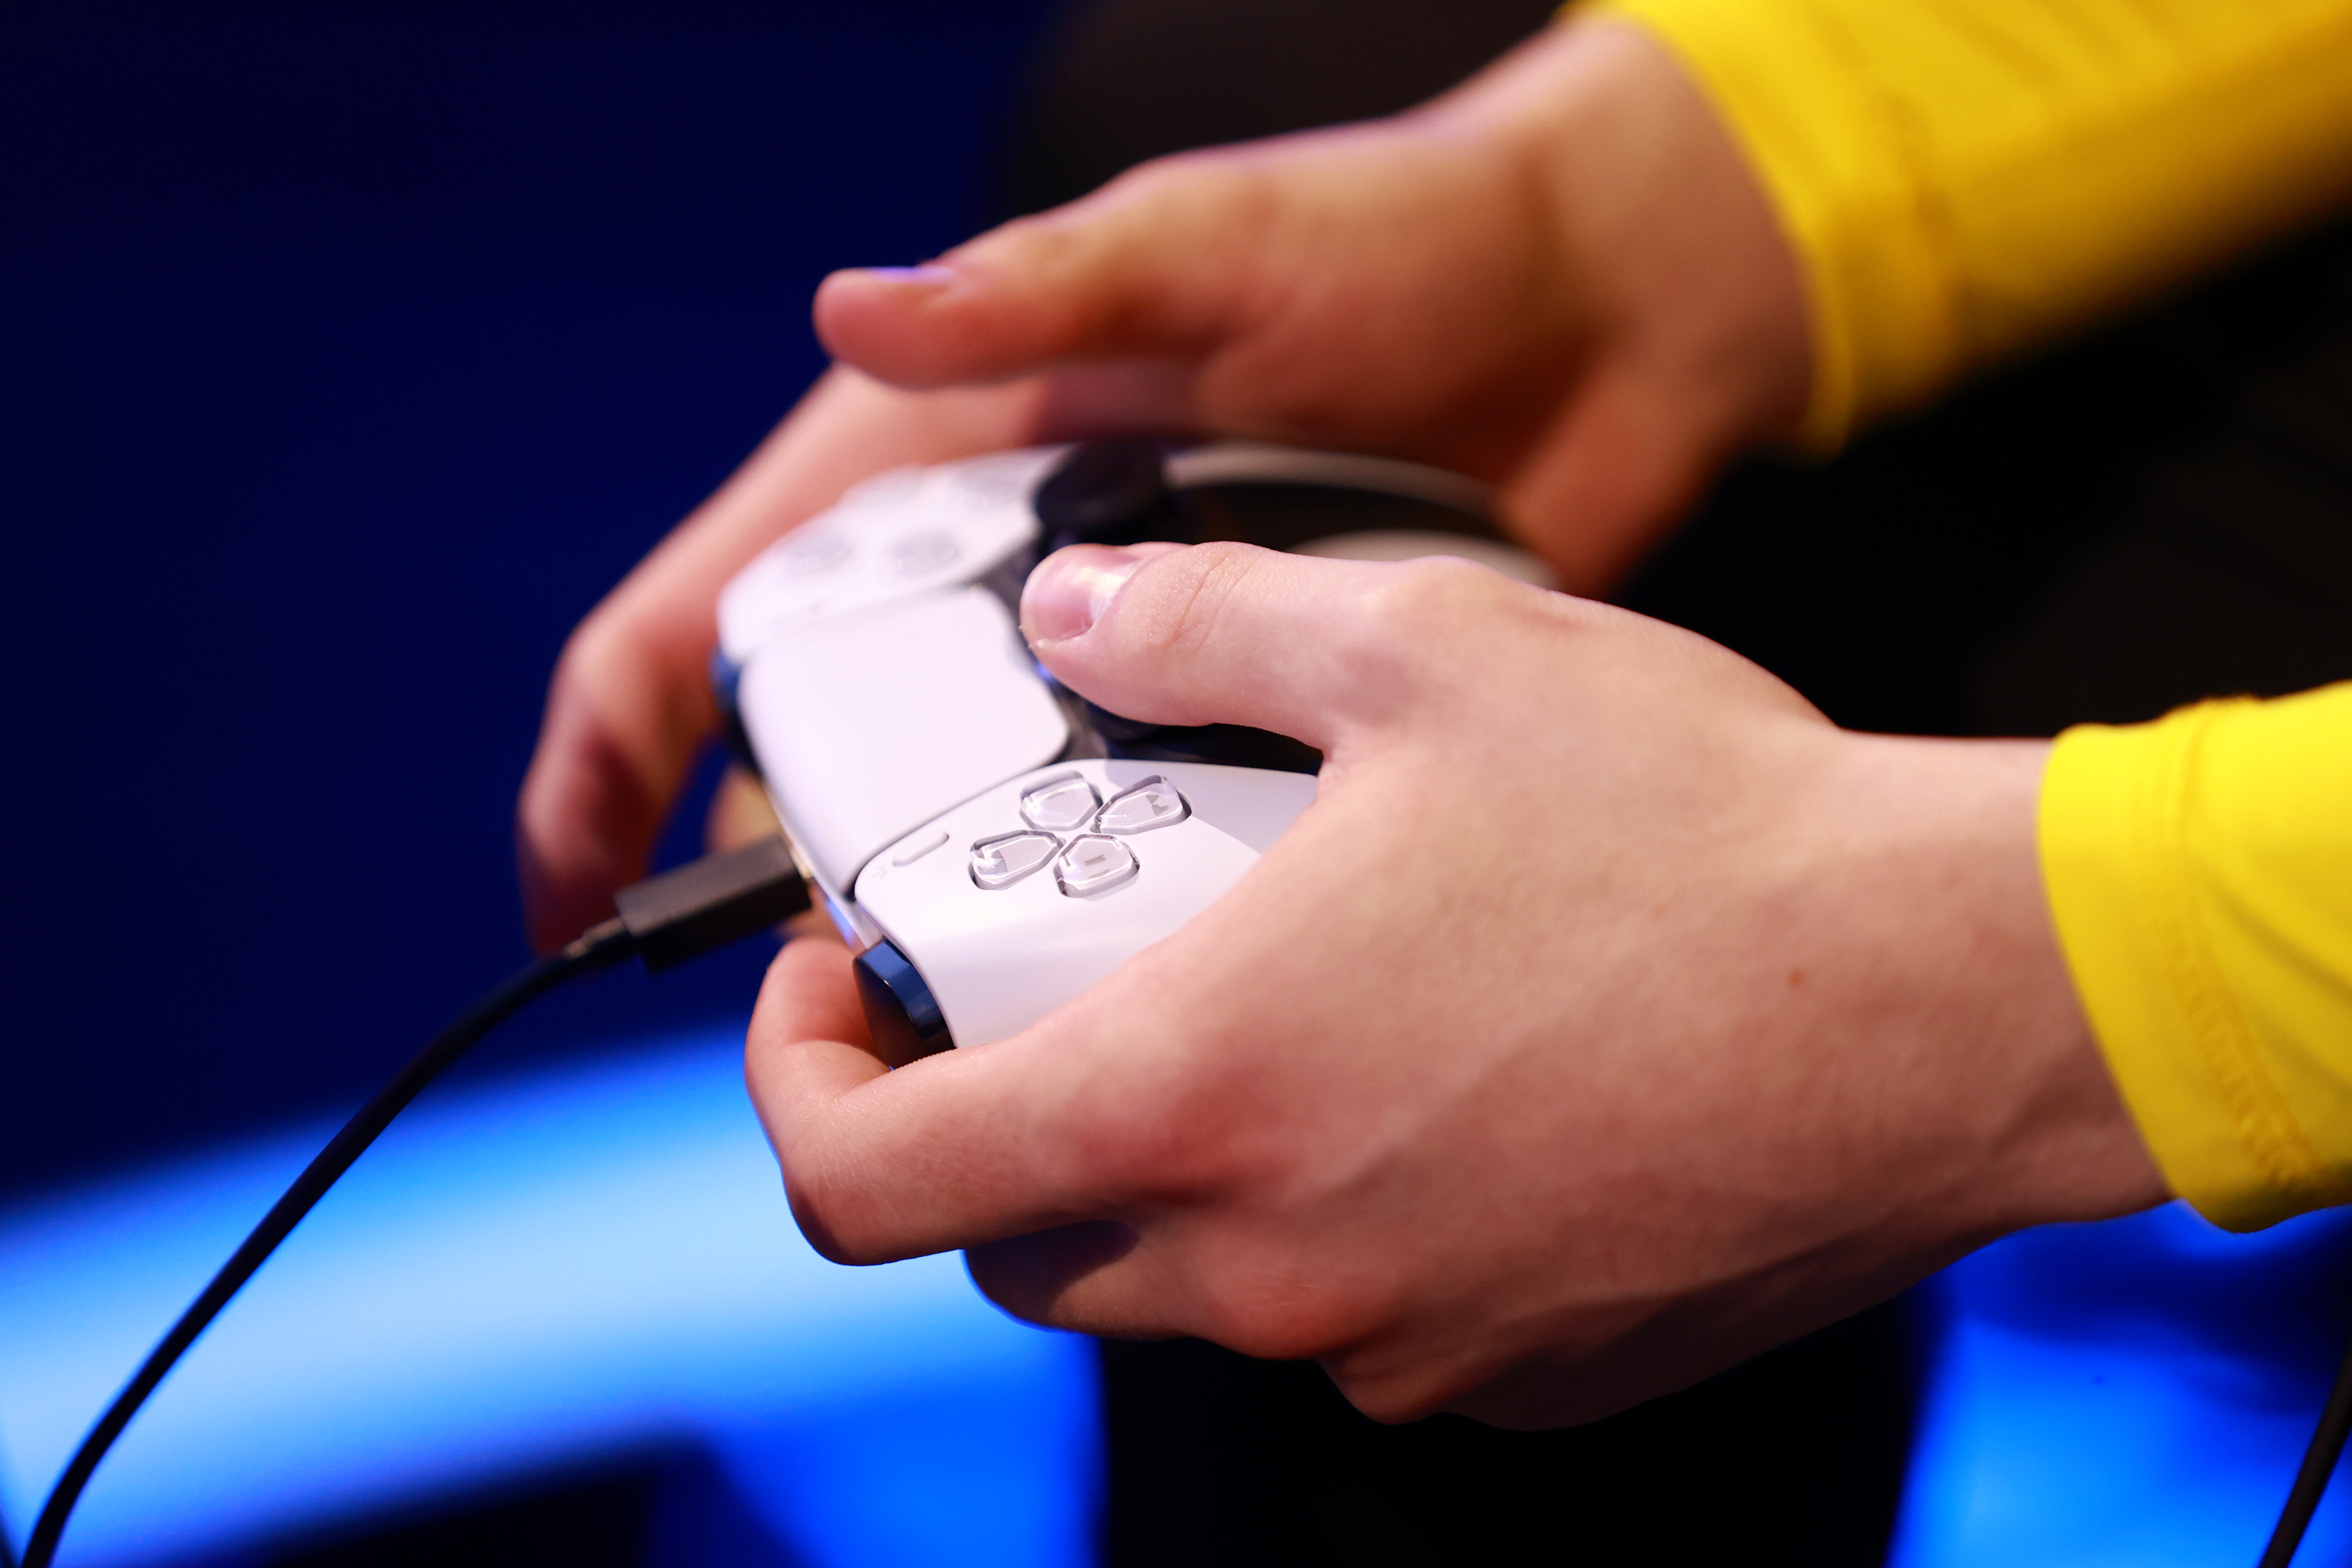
[
  {"x1": 1054, "y1": 834, "x2": 1139, "y2": 897},
  {"x1": 1020, "y1": 773, "x2": 1101, "y2": 831},
  {"x1": 970, "y1": 830, "x2": 1060, "y2": 890},
  {"x1": 781, "y1": 533, "x2": 853, "y2": 576},
  {"x1": 1094, "y1": 776, "x2": 1189, "y2": 834},
  {"x1": 888, "y1": 529, "x2": 961, "y2": 576},
  {"x1": 890, "y1": 828, "x2": 949, "y2": 867}
]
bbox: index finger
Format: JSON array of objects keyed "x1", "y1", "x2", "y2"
[{"x1": 516, "y1": 369, "x2": 1050, "y2": 950}]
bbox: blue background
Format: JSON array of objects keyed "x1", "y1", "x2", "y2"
[
  {"x1": 1, "y1": 4, "x2": 1082, "y2": 1557},
  {"x1": 2, "y1": 0, "x2": 1051, "y2": 1194},
  {"x1": 9, "y1": 4, "x2": 2352, "y2": 1565}
]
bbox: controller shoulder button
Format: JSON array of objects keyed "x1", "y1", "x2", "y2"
[
  {"x1": 1094, "y1": 776, "x2": 1189, "y2": 835},
  {"x1": 1054, "y1": 833, "x2": 1139, "y2": 897},
  {"x1": 1020, "y1": 772, "x2": 1102, "y2": 831},
  {"x1": 970, "y1": 830, "x2": 1060, "y2": 890}
]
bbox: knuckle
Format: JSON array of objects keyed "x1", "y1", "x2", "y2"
[
  {"x1": 781, "y1": 1173, "x2": 855, "y2": 1265},
  {"x1": 1210, "y1": 1305, "x2": 1347, "y2": 1366},
  {"x1": 1058, "y1": 1087, "x2": 1232, "y2": 1206},
  {"x1": 552, "y1": 603, "x2": 627, "y2": 697},
  {"x1": 1326, "y1": 554, "x2": 1505, "y2": 692},
  {"x1": 961, "y1": 1246, "x2": 1047, "y2": 1325},
  {"x1": 1104, "y1": 147, "x2": 1271, "y2": 230},
  {"x1": 778, "y1": 1145, "x2": 884, "y2": 1267},
  {"x1": 1049, "y1": 1038, "x2": 1274, "y2": 1208},
  {"x1": 1070, "y1": 152, "x2": 1282, "y2": 340},
  {"x1": 956, "y1": 207, "x2": 1057, "y2": 266},
  {"x1": 1335, "y1": 1368, "x2": 1449, "y2": 1426},
  {"x1": 1191, "y1": 1268, "x2": 1369, "y2": 1366},
  {"x1": 1124, "y1": 539, "x2": 1259, "y2": 663},
  {"x1": 1365, "y1": 553, "x2": 1504, "y2": 631},
  {"x1": 554, "y1": 600, "x2": 711, "y2": 747}
]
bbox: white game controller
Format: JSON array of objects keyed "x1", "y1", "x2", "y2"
[{"x1": 713, "y1": 439, "x2": 1540, "y2": 1063}]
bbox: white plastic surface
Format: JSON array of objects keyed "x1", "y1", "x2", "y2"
[
  {"x1": 714, "y1": 440, "x2": 1499, "y2": 1041},
  {"x1": 717, "y1": 447, "x2": 1066, "y2": 664},
  {"x1": 854, "y1": 761, "x2": 1317, "y2": 1047},
  {"x1": 737, "y1": 587, "x2": 1070, "y2": 892}
]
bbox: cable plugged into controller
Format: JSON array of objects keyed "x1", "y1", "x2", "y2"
[
  {"x1": 4, "y1": 840, "x2": 809, "y2": 1568},
  {"x1": 614, "y1": 834, "x2": 809, "y2": 971}
]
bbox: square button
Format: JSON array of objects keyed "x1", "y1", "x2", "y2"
[{"x1": 970, "y1": 830, "x2": 1059, "y2": 890}]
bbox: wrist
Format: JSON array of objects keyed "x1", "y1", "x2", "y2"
[
  {"x1": 1819, "y1": 734, "x2": 2169, "y2": 1237},
  {"x1": 1438, "y1": 19, "x2": 1811, "y2": 456}
]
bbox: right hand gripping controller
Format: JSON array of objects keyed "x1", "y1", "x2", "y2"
[{"x1": 713, "y1": 440, "x2": 1516, "y2": 1063}]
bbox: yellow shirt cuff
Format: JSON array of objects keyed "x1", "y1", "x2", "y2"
[
  {"x1": 2042, "y1": 686, "x2": 2352, "y2": 1230},
  {"x1": 1585, "y1": 0, "x2": 2352, "y2": 451},
  {"x1": 1583, "y1": 0, "x2": 1948, "y2": 450}
]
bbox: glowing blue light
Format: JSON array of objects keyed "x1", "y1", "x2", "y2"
[
  {"x1": 0, "y1": 1028, "x2": 1099, "y2": 1566},
  {"x1": 1893, "y1": 1204, "x2": 2352, "y2": 1567},
  {"x1": 11, "y1": 1023, "x2": 2352, "y2": 1567}
]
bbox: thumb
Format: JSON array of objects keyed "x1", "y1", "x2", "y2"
[
  {"x1": 1020, "y1": 540, "x2": 1460, "y2": 750},
  {"x1": 814, "y1": 156, "x2": 1268, "y2": 389}
]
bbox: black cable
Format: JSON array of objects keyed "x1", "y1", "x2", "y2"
[
  {"x1": 10, "y1": 836, "x2": 808, "y2": 1568},
  {"x1": 2259, "y1": 1320, "x2": 2352, "y2": 1567},
  {"x1": 17, "y1": 922, "x2": 630, "y2": 1568}
]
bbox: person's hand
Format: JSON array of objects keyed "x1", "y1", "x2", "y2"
[
  {"x1": 814, "y1": 19, "x2": 1809, "y2": 591},
  {"x1": 516, "y1": 369, "x2": 1049, "y2": 949},
  {"x1": 745, "y1": 543, "x2": 2166, "y2": 1427},
  {"x1": 517, "y1": 16, "x2": 1810, "y2": 950}
]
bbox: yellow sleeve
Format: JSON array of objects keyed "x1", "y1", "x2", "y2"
[
  {"x1": 1584, "y1": 0, "x2": 2352, "y2": 449},
  {"x1": 2041, "y1": 686, "x2": 2352, "y2": 1231}
]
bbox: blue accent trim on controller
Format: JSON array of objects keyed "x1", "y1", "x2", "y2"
[
  {"x1": 709, "y1": 645, "x2": 743, "y2": 713},
  {"x1": 858, "y1": 940, "x2": 947, "y2": 1042},
  {"x1": 710, "y1": 645, "x2": 763, "y2": 781}
]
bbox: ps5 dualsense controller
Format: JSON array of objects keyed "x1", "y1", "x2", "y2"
[{"x1": 712, "y1": 440, "x2": 1511, "y2": 1063}]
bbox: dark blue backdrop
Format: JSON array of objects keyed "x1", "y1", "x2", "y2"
[{"x1": 0, "y1": 1, "x2": 1062, "y2": 1196}]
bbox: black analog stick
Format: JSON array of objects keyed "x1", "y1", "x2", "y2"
[{"x1": 1032, "y1": 438, "x2": 1182, "y2": 552}]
